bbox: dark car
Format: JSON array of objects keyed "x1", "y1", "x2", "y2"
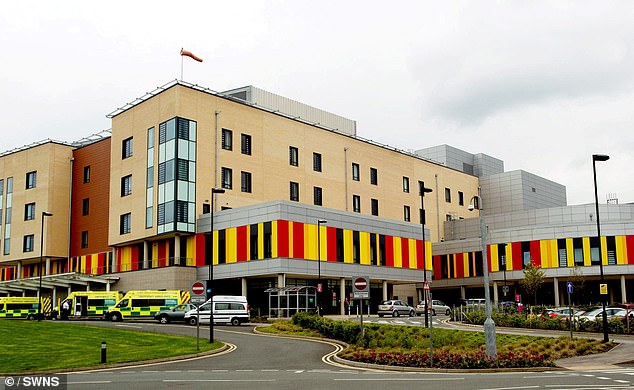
[{"x1": 154, "y1": 303, "x2": 198, "y2": 324}]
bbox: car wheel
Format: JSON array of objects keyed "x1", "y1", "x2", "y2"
[
  {"x1": 445, "y1": 309, "x2": 451, "y2": 316},
  {"x1": 27, "y1": 314, "x2": 35, "y2": 321},
  {"x1": 409, "y1": 310, "x2": 415, "y2": 317},
  {"x1": 111, "y1": 313, "x2": 122, "y2": 322},
  {"x1": 431, "y1": 309, "x2": 436, "y2": 316},
  {"x1": 392, "y1": 310, "x2": 399, "y2": 317},
  {"x1": 378, "y1": 314, "x2": 384, "y2": 318},
  {"x1": 159, "y1": 315, "x2": 170, "y2": 324},
  {"x1": 230, "y1": 317, "x2": 240, "y2": 326},
  {"x1": 188, "y1": 317, "x2": 198, "y2": 326}
]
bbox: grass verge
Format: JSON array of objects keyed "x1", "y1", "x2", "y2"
[{"x1": 0, "y1": 320, "x2": 221, "y2": 374}]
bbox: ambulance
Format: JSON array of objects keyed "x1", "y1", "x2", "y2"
[
  {"x1": 104, "y1": 290, "x2": 190, "y2": 321},
  {"x1": 0, "y1": 297, "x2": 52, "y2": 320},
  {"x1": 52, "y1": 291, "x2": 122, "y2": 320}
]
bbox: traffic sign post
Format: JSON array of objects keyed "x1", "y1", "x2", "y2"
[
  {"x1": 190, "y1": 280, "x2": 207, "y2": 304},
  {"x1": 567, "y1": 282, "x2": 574, "y2": 339},
  {"x1": 352, "y1": 276, "x2": 370, "y2": 338}
]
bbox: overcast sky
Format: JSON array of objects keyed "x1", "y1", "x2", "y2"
[{"x1": 1, "y1": 1, "x2": 632, "y2": 205}]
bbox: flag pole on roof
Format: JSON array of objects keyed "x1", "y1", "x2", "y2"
[{"x1": 180, "y1": 48, "x2": 203, "y2": 80}]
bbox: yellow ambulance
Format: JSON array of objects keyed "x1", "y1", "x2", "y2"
[
  {"x1": 53, "y1": 291, "x2": 122, "y2": 320},
  {"x1": 0, "y1": 297, "x2": 52, "y2": 320},
  {"x1": 104, "y1": 290, "x2": 190, "y2": 321}
]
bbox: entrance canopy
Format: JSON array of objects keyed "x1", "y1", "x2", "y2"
[
  {"x1": 264, "y1": 286, "x2": 317, "y2": 318},
  {"x1": 0, "y1": 272, "x2": 119, "y2": 295}
]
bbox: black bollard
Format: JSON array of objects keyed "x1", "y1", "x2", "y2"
[{"x1": 101, "y1": 341, "x2": 107, "y2": 364}]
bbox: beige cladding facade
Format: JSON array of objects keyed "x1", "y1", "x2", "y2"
[
  {"x1": 109, "y1": 84, "x2": 479, "y2": 247},
  {"x1": 0, "y1": 142, "x2": 73, "y2": 264}
]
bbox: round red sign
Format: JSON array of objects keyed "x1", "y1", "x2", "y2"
[
  {"x1": 354, "y1": 277, "x2": 367, "y2": 290},
  {"x1": 192, "y1": 281, "x2": 205, "y2": 295}
]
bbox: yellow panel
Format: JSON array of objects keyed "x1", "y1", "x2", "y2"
[
  {"x1": 425, "y1": 241, "x2": 432, "y2": 271},
  {"x1": 341, "y1": 229, "x2": 351, "y2": 263},
  {"x1": 393, "y1": 237, "x2": 402, "y2": 268},
  {"x1": 320, "y1": 225, "x2": 327, "y2": 262},
  {"x1": 490, "y1": 245, "x2": 499, "y2": 272},
  {"x1": 258, "y1": 223, "x2": 264, "y2": 260},
  {"x1": 601, "y1": 236, "x2": 608, "y2": 265},
  {"x1": 463, "y1": 252, "x2": 470, "y2": 277},
  {"x1": 360, "y1": 232, "x2": 370, "y2": 265},
  {"x1": 288, "y1": 221, "x2": 294, "y2": 258},
  {"x1": 272, "y1": 221, "x2": 278, "y2": 258},
  {"x1": 505, "y1": 244, "x2": 513, "y2": 272},
  {"x1": 540, "y1": 240, "x2": 552, "y2": 268},
  {"x1": 305, "y1": 224, "x2": 317, "y2": 260},
  {"x1": 213, "y1": 230, "x2": 219, "y2": 265},
  {"x1": 616, "y1": 236, "x2": 627, "y2": 265},
  {"x1": 376, "y1": 233, "x2": 382, "y2": 266},
  {"x1": 582, "y1": 237, "x2": 591, "y2": 266},
  {"x1": 186, "y1": 236, "x2": 195, "y2": 266},
  {"x1": 226, "y1": 228, "x2": 237, "y2": 263},
  {"x1": 408, "y1": 239, "x2": 417, "y2": 269},
  {"x1": 92, "y1": 254, "x2": 99, "y2": 274},
  {"x1": 566, "y1": 238, "x2": 574, "y2": 267}
]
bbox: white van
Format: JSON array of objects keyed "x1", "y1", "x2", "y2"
[{"x1": 185, "y1": 295, "x2": 249, "y2": 326}]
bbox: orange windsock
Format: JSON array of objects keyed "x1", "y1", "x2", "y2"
[{"x1": 180, "y1": 49, "x2": 203, "y2": 62}]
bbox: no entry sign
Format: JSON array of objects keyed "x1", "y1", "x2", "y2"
[
  {"x1": 190, "y1": 280, "x2": 207, "y2": 303},
  {"x1": 352, "y1": 276, "x2": 370, "y2": 299}
]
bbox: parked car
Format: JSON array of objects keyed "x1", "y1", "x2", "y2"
[
  {"x1": 377, "y1": 300, "x2": 416, "y2": 317},
  {"x1": 185, "y1": 295, "x2": 249, "y2": 326},
  {"x1": 576, "y1": 307, "x2": 626, "y2": 322},
  {"x1": 541, "y1": 307, "x2": 578, "y2": 319},
  {"x1": 154, "y1": 303, "x2": 198, "y2": 324},
  {"x1": 416, "y1": 299, "x2": 451, "y2": 316}
]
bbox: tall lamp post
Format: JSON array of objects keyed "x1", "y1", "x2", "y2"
[
  {"x1": 469, "y1": 195, "x2": 497, "y2": 359},
  {"x1": 317, "y1": 219, "x2": 327, "y2": 316},
  {"x1": 209, "y1": 187, "x2": 225, "y2": 343},
  {"x1": 38, "y1": 211, "x2": 53, "y2": 322},
  {"x1": 419, "y1": 181, "x2": 433, "y2": 328},
  {"x1": 592, "y1": 154, "x2": 610, "y2": 343}
]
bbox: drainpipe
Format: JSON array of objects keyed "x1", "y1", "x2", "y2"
[{"x1": 67, "y1": 157, "x2": 74, "y2": 273}]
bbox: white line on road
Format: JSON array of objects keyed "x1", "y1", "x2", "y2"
[
  {"x1": 164, "y1": 379, "x2": 276, "y2": 383},
  {"x1": 477, "y1": 386, "x2": 539, "y2": 390},
  {"x1": 115, "y1": 324, "x2": 144, "y2": 329},
  {"x1": 334, "y1": 378, "x2": 464, "y2": 381}
]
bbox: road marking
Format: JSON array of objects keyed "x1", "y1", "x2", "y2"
[
  {"x1": 115, "y1": 324, "x2": 144, "y2": 329},
  {"x1": 614, "y1": 380, "x2": 630, "y2": 383},
  {"x1": 164, "y1": 379, "x2": 276, "y2": 383},
  {"x1": 186, "y1": 370, "x2": 205, "y2": 372},
  {"x1": 261, "y1": 369, "x2": 279, "y2": 372},
  {"x1": 477, "y1": 387, "x2": 539, "y2": 390},
  {"x1": 236, "y1": 369, "x2": 253, "y2": 372},
  {"x1": 334, "y1": 378, "x2": 464, "y2": 381}
]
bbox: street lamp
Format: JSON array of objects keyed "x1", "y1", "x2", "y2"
[
  {"x1": 468, "y1": 196, "x2": 497, "y2": 359},
  {"x1": 419, "y1": 181, "x2": 433, "y2": 328},
  {"x1": 209, "y1": 187, "x2": 225, "y2": 343},
  {"x1": 317, "y1": 219, "x2": 327, "y2": 316},
  {"x1": 592, "y1": 154, "x2": 610, "y2": 343},
  {"x1": 38, "y1": 211, "x2": 53, "y2": 321}
]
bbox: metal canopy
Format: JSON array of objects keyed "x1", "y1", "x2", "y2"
[
  {"x1": 0, "y1": 272, "x2": 119, "y2": 296},
  {"x1": 265, "y1": 286, "x2": 317, "y2": 318}
]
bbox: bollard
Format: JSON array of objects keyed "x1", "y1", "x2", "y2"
[{"x1": 101, "y1": 341, "x2": 107, "y2": 364}]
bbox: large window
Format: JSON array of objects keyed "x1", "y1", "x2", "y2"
[
  {"x1": 352, "y1": 163, "x2": 360, "y2": 181},
  {"x1": 289, "y1": 146, "x2": 298, "y2": 166},
  {"x1": 121, "y1": 175, "x2": 132, "y2": 196},
  {"x1": 23, "y1": 235, "x2": 34, "y2": 252},
  {"x1": 403, "y1": 176, "x2": 409, "y2": 193},
  {"x1": 120, "y1": 213, "x2": 131, "y2": 234},
  {"x1": 290, "y1": 182, "x2": 299, "y2": 202},
  {"x1": 222, "y1": 128, "x2": 233, "y2": 150},
  {"x1": 241, "y1": 134, "x2": 252, "y2": 155},
  {"x1": 313, "y1": 152, "x2": 322, "y2": 172},
  {"x1": 221, "y1": 167, "x2": 233, "y2": 189},
  {"x1": 370, "y1": 168, "x2": 378, "y2": 185},
  {"x1": 371, "y1": 198, "x2": 379, "y2": 216},
  {"x1": 403, "y1": 205, "x2": 410, "y2": 222},
  {"x1": 241, "y1": 171, "x2": 252, "y2": 193},
  {"x1": 314, "y1": 186, "x2": 323, "y2": 206},
  {"x1": 26, "y1": 171, "x2": 37, "y2": 189},
  {"x1": 24, "y1": 203, "x2": 35, "y2": 221},
  {"x1": 122, "y1": 137, "x2": 133, "y2": 159},
  {"x1": 353, "y1": 195, "x2": 361, "y2": 213}
]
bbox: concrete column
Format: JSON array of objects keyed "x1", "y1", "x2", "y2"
[
  {"x1": 106, "y1": 282, "x2": 111, "y2": 292},
  {"x1": 493, "y1": 281, "x2": 498, "y2": 305},
  {"x1": 45, "y1": 258, "x2": 51, "y2": 276},
  {"x1": 68, "y1": 286, "x2": 72, "y2": 295},
  {"x1": 174, "y1": 235, "x2": 181, "y2": 266},
  {"x1": 111, "y1": 248, "x2": 118, "y2": 273},
  {"x1": 278, "y1": 274, "x2": 285, "y2": 288},
  {"x1": 16, "y1": 261, "x2": 22, "y2": 279},
  {"x1": 340, "y1": 278, "x2": 346, "y2": 315},
  {"x1": 621, "y1": 275, "x2": 627, "y2": 303},
  {"x1": 241, "y1": 277, "x2": 247, "y2": 297},
  {"x1": 553, "y1": 277, "x2": 560, "y2": 307},
  {"x1": 143, "y1": 241, "x2": 149, "y2": 270},
  {"x1": 382, "y1": 281, "x2": 388, "y2": 300},
  {"x1": 86, "y1": 283, "x2": 90, "y2": 291},
  {"x1": 460, "y1": 285, "x2": 466, "y2": 300}
]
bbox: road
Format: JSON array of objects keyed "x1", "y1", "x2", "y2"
[{"x1": 5, "y1": 320, "x2": 634, "y2": 389}]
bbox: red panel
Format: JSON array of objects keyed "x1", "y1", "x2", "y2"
[
  {"x1": 327, "y1": 227, "x2": 337, "y2": 261},
  {"x1": 196, "y1": 233, "x2": 206, "y2": 266},
  {"x1": 385, "y1": 236, "x2": 394, "y2": 267},
  {"x1": 277, "y1": 220, "x2": 289, "y2": 258},
  {"x1": 512, "y1": 242, "x2": 522, "y2": 270},
  {"x1": 131, "y1": 246, "x2": 139, "y2": 271},
  {"x1": 400, "y1": 238, "x2": 409, "y2": 269},
  {"x1": 116, "y1": 249, "x2": 122, "y2": 272},
  {"x1": 237, "y1": 225, "x2": 248, "y2": 262},
  {"x1": 293, "y1": 222, "x2": 304, "y2": 259},
  {"x1": 158, "y1": 241, "x2": 167, "y2": 267},
  {"x1": 86, "y1": 256, "x2": 92, "y2": 274},
  {"x1": 486, "y1": 244, "x2": 491, "y2": 272},
  {"x1": 455, "y1": 253, "x2": 464, "y2": 278},
  {"x1": 97, "y1": 253, "x2": 104, "y2": 275},
  {"x1": 416, "y1": 240, "x2": 424, "y2": 270},
  {"x1": 530, "y1": 240, "x2": 542, "y2": 267},
  {"x1": 433, "y1": 255, "x2": 442, "y2": 280}
]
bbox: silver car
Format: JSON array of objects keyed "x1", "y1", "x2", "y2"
[
  {"x1": 417, "y1": 299, "x2": 451, "y2": 316},
  {"x1": 377, "y1": 300, "x2": 416, "y2": 317}
]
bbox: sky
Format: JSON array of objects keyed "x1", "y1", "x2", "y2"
[{"x1": 1, "y1": 1, "x2": 633, "y2": 206}]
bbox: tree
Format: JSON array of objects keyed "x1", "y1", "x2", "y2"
[{"x1": 521, "y1": 262, "x2": 545, "y2": 306}]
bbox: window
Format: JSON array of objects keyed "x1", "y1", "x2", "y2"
[
  {"x1": 241, "y1": 171, "x2": 252, "y2": 193},
  {"x1": 289, "y1": 146, "x2": 298, "y2": 166},
  {"x1": 290, "y1": 182, "x2": 299, "y2": 202},
  {"x1": 120, "y1": 213, "x2": 131, "y2": 234},
  {"x1": 221, "y1": 167, "x2": 232, "y2": 189},
  {"x1": 121, "y1": 175, "x2": 132, "y2": 196},
  {"x1": 83, "y1": 166, "x2": 91, "y2": 183},
  {"x1": 82, "y1": 198, "x2": 90, "y2": 216},
  {"x1": 221, "y1": 128, "x2": 233, "y2": 150},
  {"x1": 313, "y1": 152, "x2": 322, "y2": 172},
  {"x1": 445, "y1": 188, "x2": 451, "y2": 203},
  {"x1": 241, "y1": 134, "x2": 251, "y2": 155},
  {"x1": 353, "y1": 195, "x2": 361, "y2": 213},
  {"x1": 371, "y1": 199, "x2": 379, "y2": 216},
  {"x1": 352, "y1": 163, "x2": 360, "y2": 181},
  {"x1": 458, "y1": 191, "x2": 464, "y2": 206},
  {"x1": 314, "y1": 187, "x2": 323, "y2": 206},
  {"x1": 26, "y1": 171, "x2": 37, "y2": 189},
  {"x1": 403, "y1": 205, "x2": 410, "y2": 222},
  {"x1": 370, "y1": 168, "x2": 378, "y2": 185},
  {"x1": 122, "y1": 137, "x2": 133, "y2": 159},
  {"x1": 403, "y1": 176, "x2": 409, "y2": 193},
  {"x1": 24, "y1": 203, "x2": 35, "y2": 221},
  {"x1": 81, "y1": 231, "x2": 88, "y2": 249},
  {"x1": 23, "y1": 235, "x2": 34, "y2": 252}
]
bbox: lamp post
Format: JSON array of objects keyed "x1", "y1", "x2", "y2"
[
  {"x1": 419, "y1": 181, "x2": 433, "y2": 328},
  {"x1": 592, "y1": 154, "x2": 610, "y2": 343},
  {"x1": 209, "y1": 187, "x2": 225, "y2": 343},
  {"x1": 38, "y1": 211, "x2": 53, "y2": 322},
  {"x1": 469, "y1": 196, "x2": 497, "y2": 359},
  {"x1": 317, "y1": 219, "x2": 327, "y2": 316}
]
